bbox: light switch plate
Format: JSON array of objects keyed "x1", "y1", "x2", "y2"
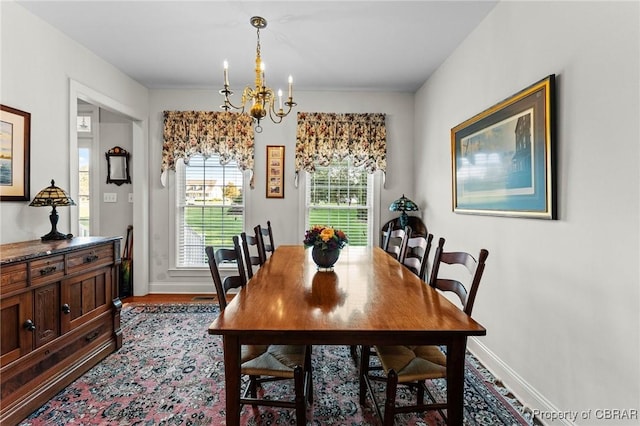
[
  {"x1": 103, "y1": 193, "x2": 117, "y2": 203},
  {"x1": 128, "y1": 193, "x2": 133, "y2": 203}
]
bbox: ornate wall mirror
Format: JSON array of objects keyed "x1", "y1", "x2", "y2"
[{"x1": 105, "y1": 146, "x2": 131, "y2": 185}]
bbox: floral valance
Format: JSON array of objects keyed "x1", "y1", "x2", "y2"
[
  {"x1": 161, "y1": 111, "x2": 255, "y2": 187},
  {"x1": 295, "y1": 112, "x2": 386, "y2": 184}
]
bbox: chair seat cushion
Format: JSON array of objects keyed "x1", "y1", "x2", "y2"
[
  {"x1": 375, "y1": 345, "x2": 447, "y2": 383},
  {"x1": 241, "y1": 344, "x2": 307, "y2": 378}
]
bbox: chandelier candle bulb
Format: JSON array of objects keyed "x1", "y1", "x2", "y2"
[
  {"x1": 223, "y1": 60, "x2": 229, "y2": 86},
  {"x1": 288, "y1": 75, "x2": 293, "y2": 99},
  {"x1": 278, "y1": 89, "x2": 283, "y2": 110}
]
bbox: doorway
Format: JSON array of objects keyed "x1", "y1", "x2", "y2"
[{"x1": 69, "y1": 79, "x2": 149, "y2": 296}]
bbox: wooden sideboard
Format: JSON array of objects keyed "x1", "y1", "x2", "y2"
[{"x1": 0, "y1": 237, "x2": 123, "y2": 425}]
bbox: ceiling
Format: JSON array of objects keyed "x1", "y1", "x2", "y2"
[{"x1": 17, "y1": 1, "x2": 497, "y2": 93}]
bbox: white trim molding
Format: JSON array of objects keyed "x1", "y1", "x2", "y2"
[{"x1": 468, "y1": 337, "x2": 572, "y2": 426}]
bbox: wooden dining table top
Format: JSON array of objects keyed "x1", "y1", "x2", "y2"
[{"x1": 208, "y1": 245, "x2": 486, "y2": 343}]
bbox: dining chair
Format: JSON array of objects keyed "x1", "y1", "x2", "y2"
[
  {"x1": 205, "y1": 237, "x2": 313, "y2": 425},
  {"x1": 359, "y1": 237, "x2": 489, "y2": 425},
  {"x1": 240, "y1": 231, "x2": 264, "y2": 279},
  {"x1": 381, "y1": 222, "x2": 409, "y2": 260},
  {"x1": 254, "y1": 220, "x2": 275, "y2": 261},
  {"x1": 402, "y1": 232, "x2": 434, "y2": 281}
]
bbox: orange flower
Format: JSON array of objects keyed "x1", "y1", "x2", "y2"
[{"x1": 320, "y1": 227, "x2": 335, "y2": 242}]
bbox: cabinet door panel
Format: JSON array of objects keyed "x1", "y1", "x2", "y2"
[
  {"x1": 33, "y1": 284, "x2": 60, "y2": 348},
  {"x1": 1, "y1": 293, "x2": 33, "y2": 366},
  {"x1": 61, "y1": 267, "x2": 112, "y2": 333}
]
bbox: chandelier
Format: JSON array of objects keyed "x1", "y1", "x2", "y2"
[{"x1": 220, "y1": 16, "x2": 296, "y2": 133}]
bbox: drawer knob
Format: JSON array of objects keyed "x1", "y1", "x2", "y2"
[
  {"x1": 39, "y1": 265, "x2": 57, "y2": 275},
  {"x1": 85, "y1": 254, "x2": 99, "y2": 263},
  {"x1": 24, "y1": 319, "x2": 36, "y2": 331},
  {"x1": 61, "y1": 304, "x2": 71, "y2": 314}
]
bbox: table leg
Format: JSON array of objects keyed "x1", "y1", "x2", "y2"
[
  {"x1": 446, "y1": 339, "x2": 466, "y2": 425},
  {"x1": 223, "y1": 335, "x2": 241, "y2": 426}
]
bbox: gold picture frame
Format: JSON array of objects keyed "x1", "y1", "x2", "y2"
[
  {"x1": 266, "y1": 145, "x2": 284, "y2": 198},
  {"x1": 451, "y1": 75, "x2": 556, "y2": 219},
  {"x1": 1, "y1": 105, "x2": 31, "y2": 201}
]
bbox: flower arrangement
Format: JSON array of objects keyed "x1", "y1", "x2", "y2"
[{"x1": 303, "y1": 225, "x2": 348, "y2": 251}]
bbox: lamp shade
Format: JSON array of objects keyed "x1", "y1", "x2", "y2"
[
  {"x1": 389, "y1": 194, "x2": 419, "y2": 228},
  {"x1": 29, "y1": 179, "x2": 76, "y2": 208},
  {"x1": 30, "y1": 179, "x2": 75, "y2": 241},
  {"x1": 389, "y1": 194, "x2": 419, "y2": 213}
]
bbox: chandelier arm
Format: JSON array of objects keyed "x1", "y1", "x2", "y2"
[
  {"x1": 278, "y1": 100, "x2": 297, "y2": 118},
  {"x1": 268, "y1": 104, "x2": 284, "y2": 124},
  {"x1": 221, "y1": 90, "x2": 245, "y2": 112}
]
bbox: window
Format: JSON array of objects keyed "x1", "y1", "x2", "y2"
[
  {"x1": 76, "y1": 105, "x2": 96, "y2": 237},
  {"x1": 306, "y1": 159, "x2": 373, "y2": 246},
  {"x1": 175, "y1": 154, "x2": 245, "y2": 267},
  {"x1": 78, "y1": 147, "x2": 91, "y2": 236}
]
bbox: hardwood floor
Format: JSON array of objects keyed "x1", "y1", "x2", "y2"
[{"x1": 122, "y1": 294, "x2": 217, "y2": 304}]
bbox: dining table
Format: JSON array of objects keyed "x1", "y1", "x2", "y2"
[{"x1": 207, "y1": 245, "x2": 486, "y2": 425}]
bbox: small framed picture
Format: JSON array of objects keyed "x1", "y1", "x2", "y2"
[
  {"x1": 266, "y1": 145, "x2": 285, "y2": 198},
  {"x1": 1, "y1": 105, "x2": 31, "y2": 201}
]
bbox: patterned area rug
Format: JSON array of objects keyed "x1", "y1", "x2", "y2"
[{"x1": 20, "y1": 304, "x2": 534, "y2": 425}]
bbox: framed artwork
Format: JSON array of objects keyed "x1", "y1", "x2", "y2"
[
  {"x1": 0, "y1": 105, "x2": 31, "y2": 201},
  {"x1": 451, "y1": 75, "x2": 556, "y2": 219},
  {"x1": 266, "y1": 145, "x2": 284, "y2": 198}
]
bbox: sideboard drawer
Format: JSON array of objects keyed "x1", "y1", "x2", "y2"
[
  {"x1": 66, "y1": 245, "x2": 114, "y2": 274},
  {"x1": 30, "y1": 255, "x2": 65, "y2": 286},
  {"x1": 0, "y1": 263, "x2": 27, "y2": 295}
]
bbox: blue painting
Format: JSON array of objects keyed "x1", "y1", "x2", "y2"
[
  {"x1": 1, "y1": 105, "x2": 30, "y2": 201},
  {"x1": 0, "y1": 119, "x2": 13, "y2": 186},
  {"x1": 451, "y1": 75, "x2": 556, "y2": 219}
]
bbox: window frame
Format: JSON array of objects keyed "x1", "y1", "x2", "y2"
[
  {"x1": 300, "y1": 160, "x2": 382, "y2": 248},
  {"x1": 76, "y1": 104, "x2": 99, "y2": 236},
  {"x1": 169, "y1": 155, "x2": 248, "y2": 275}
]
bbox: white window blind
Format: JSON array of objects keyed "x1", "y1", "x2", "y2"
[
  {"x1": 306, "y1": 159, "x2": 372, "y2": 246},
  {"x1": 176, "y1": 154, "x2": 244, "y2": 267}
]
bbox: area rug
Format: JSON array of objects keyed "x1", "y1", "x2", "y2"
[{"x1": 20, "y1": 304, "x2": 534, "y2": 425}]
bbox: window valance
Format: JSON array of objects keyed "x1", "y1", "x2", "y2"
[
  {"x1": 295, "y1": 112, "x2": 386, "y2": 185},
  {"x1": 161, "y1": 111, "x2": 255, "y2": 187}
]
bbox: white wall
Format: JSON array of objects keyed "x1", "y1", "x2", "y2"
[
  {"x1": 147, "y1": 89, "x2": 415, "y2": 293},
  {"x1": 0, "y1": 1, "x2": 148, "y2": 243},
  {"x1": 415, "y1": 1, "x2": 639, "y2": 424}
]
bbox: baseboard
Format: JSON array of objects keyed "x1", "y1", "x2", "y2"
[
  {"x1": 148, "y1": 281, "x2": 216, "y2": 294},
  {"x1": 467, "y1": 337, "x2": 574, "y2": 426}
]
